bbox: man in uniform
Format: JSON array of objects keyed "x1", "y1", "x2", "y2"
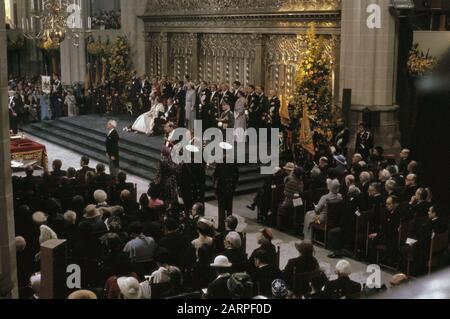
[
  {"x1": 268, "y1": 89, "x2": 281, "y2": 130},
  {"x1": 209, "y1": 84, "x2": 221, "y2": 128},
  {"x1": 246, "y1": 85, "x2": 261, "y2": 131},
  {"x1": 197, "y1": 81, "x2": 212, "y2": 130},
  {"x1": 355, "y1": 123, "x2": 374, "y2": 161},
  {"x1": 256, "y1": 85, "x2": 270, "y2": 129},
  {"x1": 174, "y1": 81, "x2": 186, "y2": 128}
]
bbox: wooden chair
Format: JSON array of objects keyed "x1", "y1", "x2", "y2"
[
  {"x1": 268, "y1": 183, "x2": 284, "y2": 226},
  {"x1": 311, "y1": 201, "x2": 345, "y2": 248},
  {"x1": 275, "y1": 246, "x2": 281, "y2": 270},
  {"x1": 428, "y1": 231, "x2": 449, "y2": 274},
  {"x1": 238, "y1": 232, "x2": 247, "y2": 255},
  {"x1": 376, "y1": 221, "x2": 410, "y2": 270},
  {"x1": 292, "y1": 268, "x2": 322, "y2": 298},
  {"x1": 354, "y1": 211, "x2": 371, "y2": 259}
]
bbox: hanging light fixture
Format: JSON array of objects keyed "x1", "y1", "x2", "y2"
[{"x1": 22, "y1": 0, "x2": 92, "y2": 49}]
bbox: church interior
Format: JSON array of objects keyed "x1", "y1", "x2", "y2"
[{"x1": 1, "y1": 0, "x2": 450, "y2": 301}]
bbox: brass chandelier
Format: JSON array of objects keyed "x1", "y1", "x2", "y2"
[{"x1": 22, "y1": 0, "x2": 92, "y2": 49}]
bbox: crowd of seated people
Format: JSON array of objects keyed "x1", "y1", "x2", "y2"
[
  {"x1": 7, "y1": 142, "x2": 449, "y2": 300},
  {"x1": 250, "y1": 145, "x2": 449, "y2": 279}
]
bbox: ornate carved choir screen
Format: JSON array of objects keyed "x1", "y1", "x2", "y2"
[
  {"x1": 142, "y1": 0, "x2": 341, "y2": 96},
  {"x1": 198, "y1": 34, "x2": 256, "y2": 86},
  {"x1": 143, "y1": 0, "x2": 341, "y2": 13},
  {"x1": 146, "y1": 33, "x2": 163, "y2": 78},
  {"x1": 170, "y1": 33, "x2": 195, "y2": 81}
]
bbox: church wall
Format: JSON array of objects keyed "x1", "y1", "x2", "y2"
[{"x1": 140, "y1": 0, "x2": 341, "y2": 99}]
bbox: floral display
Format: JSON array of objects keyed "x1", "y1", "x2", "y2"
[
  {"x1": 407, "y1": 43, "x2": 436, "y2": 77},
  {"x1": 294, "y1": 23, "x2": 334, "y2": 149}
]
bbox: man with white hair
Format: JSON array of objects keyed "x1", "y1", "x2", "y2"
[
  {"x1": 222, "y1": 231, "x2": 247, "y2": 273},
  {"x1": 303, "y1": 179, "x2": 343, "y2": 240},
  {"x1": 106, "y1": 120, "x2": 120, "y2": 177},
  {"x1": 325, "y1": 260, "x2": 361, "y2": 299}
]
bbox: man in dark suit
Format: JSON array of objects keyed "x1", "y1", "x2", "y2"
[
  {"x1": 333, "y1": 118, "x2": 350, "y2": 158},
  {"x1": 206, "y1": 256, "x2": 232, "y2": 299},
  {"x1": 159, "y1": 218, "x2": 190, "y2": 269},
  {"x1": 220, "y1": 83, "x2": 234, "y2": 110},
  {"x1": 355, "y1": 123, "x2": 374, "y2": 161},
  {"x1": 251, "y1": 250, "x2": 282, "y2": 297},
  {"x1": 106, "y1": 120, "x2": 120, "y2": 177},
  {"x1": 368, "y1": 195, "x2": 402, "y2": 264},
  {"x1": 213, "y1": 155, "x2": 239, "y2": 231},
  {"x1": 76, "y1": 156, "x2": 95, "y2": 183},
  {"x1": 8, "y1": 92, "x2": 19, "y2": 134},
  {"x1": 162, "y1": 97, "x2": 178, "y2": 124},
  {"x1": 325, "y1": 260, "x2": 361, "y2": 299},
  {"x1": 51, "y1": 160, "x2": 67, "y2": 178},
  {"x1": 174, "y1": 81, "x2": 186, "y2": 128},
  {"x1": 94, "y1": 164, "x2": 114, "y2": 193}
]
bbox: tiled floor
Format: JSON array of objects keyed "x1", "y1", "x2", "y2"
[{"x1": 14, "y1": 133, "x2": 394, "y2": 287}]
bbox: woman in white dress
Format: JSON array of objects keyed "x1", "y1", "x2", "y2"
[
  {"x1": 132, "y1": 96, "x2": 165, "y2": 135},
  {"x1": 185, "y1": 83, "x2": 197, "y2": 130}
]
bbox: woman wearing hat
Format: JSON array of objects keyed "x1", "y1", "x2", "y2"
[
  {"x1": 205, "y1": 256, "x2": 233, "y2": 299},
  {"x1": 68, "y1": 290, "x2": 97, "y2": 299},
  {"x1": 117, "y1": 276, "x2": 150, "y2": 299},
  {"x1": 248, "y1": 229, "x2": 276, "y2": 275},
  {"x1": 283, "y1": 241, "x2": 320, "y2": 290},
  {"x1": 277, "y1": 165, "x2": 304, "y2": 230}
]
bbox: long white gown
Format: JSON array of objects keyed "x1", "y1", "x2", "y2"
[{"x1": 132, "y1": 102, "x2": 165, "y2": 135}]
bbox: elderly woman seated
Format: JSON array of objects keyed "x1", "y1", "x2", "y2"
[
  {"x1": 303, "y1": 179, "x2": 343, "y2": 240},
  {"x1": 221, "y1": 231, "x2": 247, "y2": 273}
]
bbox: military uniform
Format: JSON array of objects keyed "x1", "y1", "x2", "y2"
[
  {"x1": 217, "y1": 109, "x2": 235, "y2": 131},
  {"x1": 198, "y1": 87, "x2": 212, "y2": 130},
  {"x1": 209, "y1": 90, "x2": 221, "y2": 128},
  {"x1": 355, "y1": 130, "x2": 374, "y2": 161},
  {"x1": 247, "y1": 92, "x2": 261, "y2": 129},
  {"x1": 334, "y1": 126, "x2": 350, "y2": 158},
  {"x1": 258, "y1": 93, "x2": 270, "y2": 128},
  {"x1": 268, "y1": 96, "x2": 281, "y2": 129}
]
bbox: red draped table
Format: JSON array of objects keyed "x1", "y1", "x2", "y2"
[{"x1": 10, "y1": 137, "x2": 48, "y2": 169}]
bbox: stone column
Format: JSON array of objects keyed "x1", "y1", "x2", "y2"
[
  {"x1": 161, "y1": 32, "x2": 169, "y2": 77},
  {"x1": 191, "y1": 33, "x2": 199, "y2": 81},
  {"x1": 339, "y1": 0, "x2": 401, "y2": 153},
  {"x1": 0, "y1": 0, "x2": 18, "y2": 299},
  {"x1": 254, "y1": 34, "x2": 265, "y2": 86},
  {"x1": 121, "y1": 0, "x2": 147, "y2": 75},
  {"x1": 60, "y1": 0, "x2": 89, "y2": 84}
]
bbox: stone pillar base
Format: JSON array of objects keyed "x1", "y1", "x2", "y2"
[{"x1": 349, "y1": 105, "x2": 401, "y2": 155}]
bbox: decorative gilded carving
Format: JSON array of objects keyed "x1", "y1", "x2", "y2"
[
  {"x1": 145, "y1": 0, "x2": 341, "y2": 14},
  {"x1": 170, "y1": 33, "x2": 197, "y2": 79},
  {"x1": 146, "y1": 32, "x2": 163, "y2": 77},
  {"x1": 265, "y1": 34, "x2": 338, "y2": 100},
  {"x1": 198, "y1": 34, "x2": 257, "y2": 84}
]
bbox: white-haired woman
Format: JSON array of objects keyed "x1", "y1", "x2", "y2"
[
  {"x1": 221, "y1": 231, "x2": 247, "y2": 273},
  {"x1": 325, "y1": 260, "x2": 362, "y2": 299},
  {"x1": 303, "y1": 179, "x2": 343, "y2": 240}
]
